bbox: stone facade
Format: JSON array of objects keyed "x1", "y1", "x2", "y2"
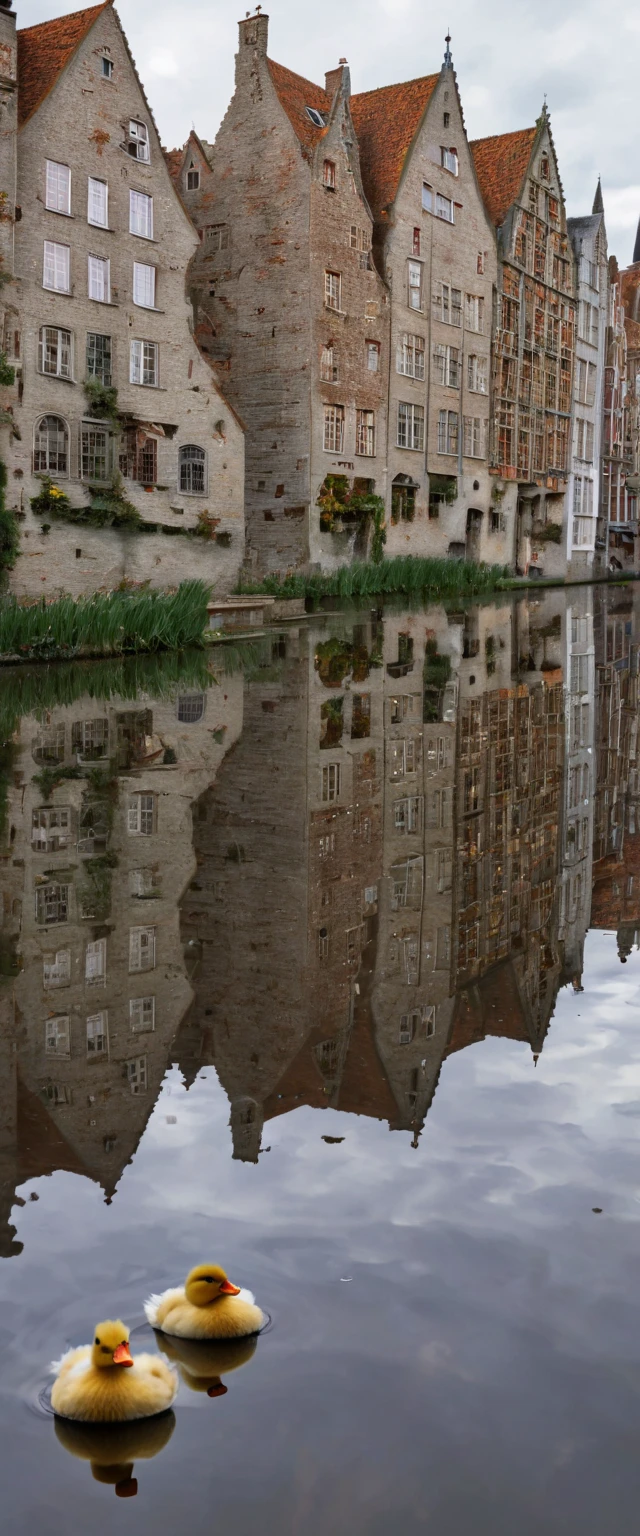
[
  {"x1": 566, "y1": 197, "x2": 609, "y2": 574},
  {"x1": 0, "y1": 1, "x2": 244, "y2": 599}
]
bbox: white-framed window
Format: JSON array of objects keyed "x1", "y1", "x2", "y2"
[
  {"x1": 31, "y1": 806, "x2": 72, "y2": 853},
  {"x1": 35, "y1": 882, "x2": 69, "y2": 926},
  {"x1": 575, "y1": 359, "x2": 597, "y2": 407},
  {"x1": 88, "y1": 255, "x2": 110, "y2": 302},
  {"x1": 187, "y1": 168, "x2": 200, "y2": 190},
  {"x1": 71, "y1": 718, "x2": 109, "y2": 762},
  {"x1": 367, "y1": 341, "x2": 380, "y2": 372},
  {"x1": 397, "y1": 333, "x2": 425, "y2": 379},
  {"x1": 323, "y1": 404, "x2": 344, "y2": 453},
  {"x1": 179, "y1": 444, "x2": 206, "y2": 494},
  {"x1": 101, "y1": 55, "x2": 113, "y2": 79},
  {"x1": 464, "y1": 294, "x2": 484, "y2": 332},
  {"x1": 129, "y1": 925, "x2": 156, "y2": 973},
  {"x1": 38, "y1": 325, "x2": 73, "y2": 380},
  {"x1": 45, "y1": 1015, "x2": 70, "y2": 1057},
  {"x1": 88, "y1": 177, "x2": 108, "y2": 227},
  {"x1": 394, "y1": 795, "x2": 423, "y2": 834},
  {"x1": 433, "y1": 343, "x2": 459, "y2": 387},
  {"x1": 126, "y1": 1056, "x2": 148, "y2": 1094},
  {"x1": 318, "y1": 832, "x2": 335, "y2": 858},
  {"x1": 356, "y1": 409, "x2": 375, "y2": 457},
  {"x1": 34, "y1": 415, "x2": 69, "y2": 474},
  {"x1": 86, "y1": 1011, "x2": 108, "y2": 1056},
  {"x1": 435, "y1": 193, "x2": 454, "y2": 223},
  {"x1": 85, "y1": 937, "x2": 107, "y2": 985},
  {"x1": 437, "y1": 409, "x2": 458, "y2": 455},
  {"x1": 433, "y1": 282, "x2": 461, "y2": 326},
  {"x1": 129, "y1": 867, "x2": 160, "y2": 897},
  {"x1": 422, "y1": 182, "x2": 433, "y2": 212},
  {"x1": 408, "y1": 260, "x2": 423, "y2": 310},
  {"x1": 389, "y1": 695, "x2": 420, "y2": 724},
  {"x1": 437, "y1": 848, "x2": 453, "y2": 893},
  {"x1": 203, "y1": 223, "x2": 229, "y2": 251},
  {"x1": 572, "y1": 477, "x2": 595, "y2": 549},
  {"x1": 128, "y1": 793, "x2": 157, "y2": 836},
  {"x1": 126, "y1": 120, "x2": 150, "y2": 162},
  {"x1": 321, "y1": 763, "x2": 341, "y2": 802},
  {"x1": 578, "y1": 300, "x2": 599, "y2": 347},
  {"x1": 397, "y1": 401, "x2": 424, "y2": 451},
  {"x1": 43, "y1": 950, "x2": 71, "y2": 989},
  {"x1": 389, "y1": 737, "x2": 422, "y2": 779},
  {"x1": 130, "y1": 996, "x2": 156, "y2": 1032},
  {"x1": 133, "y1": 261, "x2": 156, "y2": 308},
  {"x1": 43, "y1": 241, "x2": 70, "y2": 293},
  {"x1": 574, "y1": 417, "x2": 594, "y2": 461},
  {"x1": 325, "y1": 270, "x2": 342, "y2": 311},
  {"x1": 399, "y1": 1004, "x2": 435, "y2": 1044},
  {"x1": 441, "y1": 146, "x2": 458, "y2": 175},
  {"x1": 130, "y1": 339, "x2": 159, "y2": 386},
  {"x1": 390, "y1": 856, "x2": 424, "y2": 911},
  {"x1": 130, "y1": 190, "x2": 153, "y2": 239},
  {"x1": 322, "y1": 159, "x2": 336, "y2": 188},
  {"x1": 320, "y1": 343, "x2": 337, "y2": 382},
  {"x1": 45, "y1": 161, "x2": 71, "y2": 215},
  {"x1": 86, "y1": 332, "x2": 112, "y2": 385},
  {"x1": 467, "y1": 354, "x2": 487, "y2": 393},
  {"x1": 463, "y1": 416, "x2": 486, "y2": 458},
  {"x1": 80, "y1": 421, "x2": 112, "y2": 481}
]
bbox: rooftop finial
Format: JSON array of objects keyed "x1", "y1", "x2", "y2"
[{"x1": 444, "y1": 31, "x2": 452, "y2": 65}]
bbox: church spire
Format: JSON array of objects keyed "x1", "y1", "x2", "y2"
[
  {"x1": 444, "y1": 31, "x2": 452, "y2": 66},
  {"x1": 633, "y1": 213, "x2": 640, "y2": 266},
  {"x1": 592, "y1": 177, "x2": 604, "y2": 215}
]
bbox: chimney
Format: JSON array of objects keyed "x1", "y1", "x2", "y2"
[
  {"x1": 0, "y1": 2, "x2": 17, "y2": 276},
  {"x1": 325, "y1": 59, "x2": 350, "y2": 105},
  {"x1": 238, "y1": 9, "x2": 269, "y2": 57}
]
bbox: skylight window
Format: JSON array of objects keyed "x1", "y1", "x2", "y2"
[{"x1": 305, "y1": 106, "x2": 326, "y2": 128}]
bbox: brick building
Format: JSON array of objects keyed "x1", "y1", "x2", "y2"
[
  {"x1": 471, "y1": 110, "x2": 578, "y2": 577},
  {"x1": 0, "y1": 0, "x2": 244, "y2": 599}
]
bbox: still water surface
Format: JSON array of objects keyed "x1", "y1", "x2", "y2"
[{"x1": 1, "y1": 586, "x2": 640, "y2": 1533}]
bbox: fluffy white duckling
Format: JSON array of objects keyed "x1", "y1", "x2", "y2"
[
  {"x1": 145, "y1": 1264, "x2": 264, "y2": 1340},
  {"x1": 54, "y1": 1408, "x2": 176, "y2": 1497},
  {"x1": 156, "y1": 1331, "x2": 258, "y2": 1396},
  {"x1": 51, "y1": 1319, "x2": 177, "y2": 1422}
]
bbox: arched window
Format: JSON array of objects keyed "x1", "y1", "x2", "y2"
[
  {"x1": 34, "y1": 415, "x2": 69, "y2": 475},
  {"x1": 179, "y1": 444, "x2": 206, "y2": 495},
  {"x1": 176, "y1": 693, "x2": 205, "y2": 723}
]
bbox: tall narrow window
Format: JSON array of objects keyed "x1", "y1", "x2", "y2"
[
  {"x1": 440, "y1": 146, "x2": 458, "y2": 174},
  {"x1": 464, "y1": 294, "x2": 484, "y2": 332},
  {"x1": 36, "y1": 882, "x2": 69, "y2": 925},
  {"x1": 397, "y1": 334, "x2": 425, "y2": 379},
  {"x1": 356, "y1": 410, "x2": 375, "y2": 457},
  {"x1": 325, "y1": 271, "x2": 341, "y2": 311},
  {"x1": 130, "y1": 996, "x2": 155, "y2": 1032},
  {"x1": 435, "y1": 193, "x2": 454, "y2": 223},
  {"x1": 39, "y1": 327, "x2": 72, "y2": 379},
  {"x1": 87, "y1": 178, "x2": 108, "y2": 227},
  {"x1": 101, "y1": 55, "x2": 113, "y2": 78},
  {"x1": 86, "y1": 333, "x2": 112, "y2": 385},
  {"x1": 43, "y1": 950, "x2": 71, "y2": 989},
  {"x1": 133, "y1": 262, "x2": 156, "y2": 308},
  {"x1": 321, "y1": 763, "x2": 341, "y2": 802},
  {"x1": 129, "y1": 926, "x2": 156, "y2": 973},
  {"x1": 412, "y1": 227, "x2": 421, "y2": 256},
  {"x1": 46, "y1": 1016, "x2": 70, "y2": 1057},
  {"x1": 437, "y1": 410, "x2": 459, "y2": 455},
  {"x1": 45, "y1": 161, "x2": 71, "y2": 215},
  {"x1": 322, "y1": 160, "x2": 336, "y2": 188},
  {"x1": 408, "y1": 261, "x2": 423, "y2": 310},
  {"x1": 422, "y1": 183, "x2": 433, "y2": 212},
  {"x1": 127, "y1": 120, "x2": 150, "y2": 161},
  {"x1": 186, "y1": 168, "x2": 200, "y2": 190},
  {"x1": 467, "y1": 354, "x2": 487, "y2": 393},
  {"x1": 367, "y1": 341, "x2": 380, "y2": 372},
  {"x1": 463, "y1": 416, "x2": 485, "y2": 458},
  {"x1": 88, "y1": 255, "x2": 110, "y2": 302},
  {"x1": 397, "y1": 402, "x2": 424, "y2": 451},
  {"x1": 323, "y1": 404, "x2": 344, "y2": 453},
  {"x1": 433, "y1": 343, "x2": 459, "y2": 387},
  {"x1": 179, "y1": 444, "x2": 206, "y2": 494},
  {"x1": 86, "y1": 1012, "x2": 108, "y2": 1056},
  {"x1": 128, "y1": 793, "x2": 156, "y2": 835},
  {"x1": 320, "y1": 343, "x2": 337, "y2": 381},
  {"x1": 43, "y1": 241, "x2": 70, "y2": 293},
  {"x1": 130, "y1": 339, "x2": 159, "y2": 386},
  {"x1": 129, "y1": 190, "x2": 153, "y2": 238},
  {"x1": 34, "y1": 415, "x2": 69, "y2": 474},
  {"x1": 126, "y1": 1056, "x2": 148, "y2": 1093},
  {"x1": 80, "y1": 422, "x2": 111, "y2": 481}
]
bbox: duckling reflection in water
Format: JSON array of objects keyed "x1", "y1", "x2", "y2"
[
  {"x1": 145, "y1": 1264, "x2": 264, "y2": 1340},
  {"x1": 51, "y1": 1320, "x2": 177, "y2": 1422},
  {"x1": 156, "y1": 1330, "x2": 258, "y2": 1397},
  {"x1": 55, "y1": 1410, "x2": 175, "y2": 1498}
]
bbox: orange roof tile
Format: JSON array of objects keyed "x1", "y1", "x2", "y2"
[
  {"x1": 17, "y1": 2, "x2": 111, "y2": 129},
  {"x1": 266, "y1": 58, "x2": 330, "y2": 152},
  {"x1": 164, "y1": 146, "x2": 185, "y2": 185},
  {"x1": 470, "y1": 126, "x2": 537, "y2": 228},
  {"x1": 351, "y1": 75, "x2": 439, "y2": 221}
]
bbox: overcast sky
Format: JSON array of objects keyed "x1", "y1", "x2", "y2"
[{"x1": 25, "y1": 0, "x2": 640, "y2": 265}]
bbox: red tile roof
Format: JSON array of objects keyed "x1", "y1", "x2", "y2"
[
  {"x1": 351, "y1": 75, "x2": 439, "y2": 221},
  {"x1": 266, "y1": 58, "x2": 330, "y2": 152},
  {"x1": 17, "y1": 2, "x2": 111, "y2": 129},
  {"x1": 470, "y1": 126, "x2": 537, "y2": 228},
  {"x1": 164, "y1": 146, "x2": 184, "y2": 184}
]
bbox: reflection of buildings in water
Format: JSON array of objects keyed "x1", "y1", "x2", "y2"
[
  {"x1": 0, "y1": 675, "x2": 242, "y2": 1255},
  {"x1": 591, "y1": 590, "x2": 640, "y2": 959},
  {"x1": 559, "y1": 590, "x2": 596, "y2": 987}
]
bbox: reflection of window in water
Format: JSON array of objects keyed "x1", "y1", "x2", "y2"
[
  {"x1": 45, "y1": 1015, "x2": 70, "y2": 1057},
  {"x1": 36, "y1": 882, "x2": 69, "y2": 926},
  {"x1": 43, "y1": 1083, "x2": 71, "y2": 1106},
  {"x1": 78, "y1": 801, "x2": 109, "y2": 854},
  {"x1": 321, "y1": 763, "x2": 341, "y2": 802},
  {"x1": 128, "y1": 793, "x2": 157, "y2": 836},
  {"x1": 318, "y1": 833, "x2": 335, "y2": 859},
  {"x1": 72, "y1": 718, "x2": 109, "y2": 761},
  {"x1": 176, "y1": 693, "x2": 206, "y2": 724},
  {"x1": 43, "y1": 949, "x2": 71, "y2": 988},
  {"x1": 129, "y1": 866, "x2": 161, "y2": 897},
  {"x1": 32, "y1": 724, "x2": 65, "y2": 765},
  {"x1": 129, "y1": 925, "x2": 156, "y2": 973},
  {"x1": 85, "y1": 937, "x2": 107, "y2": 985},
  {"x1": 130, "y1": 995, "x2": 155, "y2": 1032},
  {"x1": 314, "y1": 1039, "x2": 339, "y2": 1080},
  {"x1": 399, "y1": 1004, "x2": 435, "y2": 1044},
  {"x1": 351, "y1": 694, "x2": 371, "y2": 739},
  {"x1": 394, "y1": 795, "x2": 422, "y2": 834},
  {"x1": 126, "y1": 1056, "x2": 147, "y2": 1094},
  {"x1": 86, "y1": 1012, "x2": 108, "y2": 1056},
  {"x1": 32, "y1": 806, "x2": 72, "y2": 854},
  {"x1": 390, "y1": 856, "x2": 424, "y2": 911},
  {"x1": 389, "y1": 694, "x2": 419, "y2": 725},
  {"x1": 116, "y1": 709, "x2": 153, "y2": 767}
]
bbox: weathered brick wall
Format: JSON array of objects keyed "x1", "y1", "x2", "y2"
[{"x1": 2, "y1": 6, "x2": 244, "y2": 598}]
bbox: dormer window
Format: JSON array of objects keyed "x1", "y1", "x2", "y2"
[
  {"x1": 323, "y1": 160, "x2": 336, "y2": 189},
  {"x1": 126, "y1": 120, "x2": 150, "y2": 162},
  {"x1": 305, "y1": 106, "x2": 326, "y2": 128},
  {"x1": 441, "y1": 146, "x2": 458, "y2": 175},
  {"x1": 101, "y1": 57, "x2": 113, "y2": 79},
  {"x1": 187, "y1": 169, "x2": 200, "y2": 190}
]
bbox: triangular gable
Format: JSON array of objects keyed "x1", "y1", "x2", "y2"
[
  {"x1": 470, "y1": 125, "x2": 537, "y2": 228},
  {"x1": 18, "y1": 1, "x2": 111, "y2": 128},
  {"x1": 266, "y1": 57, "x2": 330, "y2": 151},
  {"x1": 350, "y1": 74, "x2": 439, "y2": 222}
]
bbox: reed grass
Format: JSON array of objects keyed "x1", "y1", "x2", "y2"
[
  {"x1": 237, "y1": 555, "x2": 508, "y2": 602},
  {"x1": 0, "y1": 581, "x2": 211, "y2": 665}
]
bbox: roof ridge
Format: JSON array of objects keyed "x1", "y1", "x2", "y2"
[
  {"x1": 351, "y1": 70, "x2": 440, "y2": 101},
  {"x1": 17, "y1": 2, "x2": 112, "y2": 129},
  {"x1": 18, "y1": 1, "x2": 110, "y2": 41}
]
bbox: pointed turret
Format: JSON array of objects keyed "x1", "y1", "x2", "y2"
[
  {"x1": 633, "y1": 214, "x2": 640, "y2": 266},
  {"x1": 592, "y1": 177, "x2": 604, "y2": 215}
]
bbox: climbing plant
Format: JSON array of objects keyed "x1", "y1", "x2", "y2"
[{"x1": 317, "y1": 475, "x2": 386, "y2": 562}]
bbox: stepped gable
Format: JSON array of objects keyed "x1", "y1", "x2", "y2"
[
  {"x1": 266, "y1": 58, "x2": 330, "y2": 151},
  {"x1": 470, "y1": 125, "x2": 537, "y2": 228},
  {"x1": 350, "y1": 74, "x2": 439, "y2": 222},
  {"x1": 17, "y1": 2, "x2": 111, "y2": 128}
]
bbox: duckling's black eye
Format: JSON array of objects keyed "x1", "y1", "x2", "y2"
[
  {"x1": 95, "y1": 1337, "x2": 100, "y2": 1345},
  {"x1": 202, "y1": 1276, "x2": 215, "y2": 1283}
]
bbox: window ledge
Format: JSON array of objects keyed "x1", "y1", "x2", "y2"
[
  {"x1": 42, "y1": 287, "x2": 73, "y2": 298},
  {"x1": 39, "y1": 373, "x2": 77, "y2": 385},
  {"x1": 324, "y1": 305, "x2": 346, "y2": 316},
  {"x1": 88, "y1": 223, "x2": 117, "y2": 233},
  {"x1": 131, "y1": 234, "x2": 158, "y2": 245},
  {"x1": 45, "y1": 209, "x2": 74, "y2": 219},
  {"x1": 129, "y1": 383, "x2": 166, "y2": 390},
  {"x1": 89, "y1": 298, "x2": 119, "y2": 307},
  {"x1": 133, "y1": 305, "x2": 164, "y2": 314}
]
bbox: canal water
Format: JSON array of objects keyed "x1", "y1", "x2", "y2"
[{"x1": 1, "y1": 585, "x2": 639, "y2": 1534}]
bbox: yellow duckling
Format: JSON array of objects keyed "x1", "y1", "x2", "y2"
[
  {"x1": 156, "y1": 1330, "x2": 258, "y2": 1396},
  {"x1": 55, "y1": 1409, "x2": 175, "y2": 1497},
  {"x1": 145, "y1": 1264, "x2": 264, "y2": 1340},
  {"x1": 51, "y1": 1320, "x2": 177, "y2": 1422}
]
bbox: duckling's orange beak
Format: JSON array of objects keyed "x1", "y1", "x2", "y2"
[
  {"x1": 219, "y1": 1280, "x2": 241, "y2": 1295},
  {"x1": 207, "y1": 1383, "x2": 228, "y2": 1397},
  {"x1": 113, "y1": 1343, "x2": 134, "y2": 1366}
]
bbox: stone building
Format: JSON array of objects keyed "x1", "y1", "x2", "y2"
[
  {"x1": 557, "y1": 589, "x2": 595, "y2": 987},
  {"x1": 0, "y1": 0, "x2": 244, "y2": 599},
  {"x1": 471, "y1": 110, "x2": 578, "y2": 577},
  {"x1": 565, "y1": 188, "x2": 609, "y2": 574},
  {"x1": 0, "y1": 666, "x2": 242, "y2": 1245}
]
